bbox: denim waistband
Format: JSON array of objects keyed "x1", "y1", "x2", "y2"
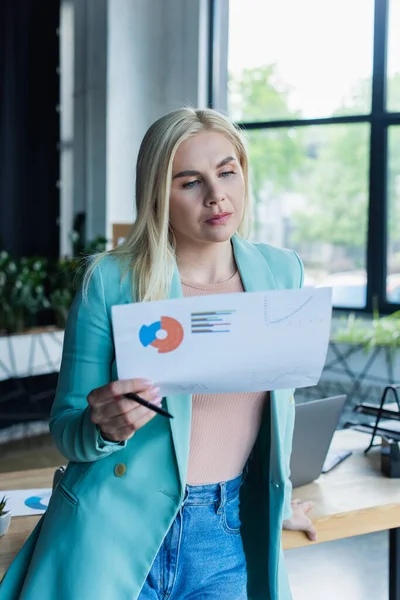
[{"x1": 183, "y1": 472, "x2": 243, "y2": 505}]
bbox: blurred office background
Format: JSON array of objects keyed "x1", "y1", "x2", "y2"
[{"x1": 1, "y1": 2, "x2": 400, "y2": 598}]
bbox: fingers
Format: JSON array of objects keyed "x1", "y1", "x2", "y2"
[
  {"x1": 301, "y1": 500, "x2": 315, "y2": 514},
  {"x1": 88, "y1": 378, "x2": 154, "y2": 408},
  {"x1": 92, "y1": 386, "x2": 161, "y2": 422},
  {"x1": 291, "y1": 499, "x2": 314, "y2": 512},
  {"x1": 95, "y1": 395, "x2": 162, "y2": 431},
  {"x1": 114, "y1": 404, "x2": 162, "y2": 438},
  {"x1": 106, "y1": 397, "x2": 163, "y2": 431},
  {"x1": 305, "y1": 520, "x2": 317, "y2": 542},
  {"x1": 282, "y1": 516, "x2": 317, "y2": 541},
  {"x1": 98, "y1": 400, "x2": 163, "y2": 442},
  {"x1": 286, "y1": 498, "x2": 317, "y2": 542},
  {"x1": 88, "y1": 379, "x2": 164, "y2": 442}
]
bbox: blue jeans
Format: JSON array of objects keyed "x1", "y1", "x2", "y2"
[{"x1": 138, "y1": 473, "x2": 248, "y2": 599}]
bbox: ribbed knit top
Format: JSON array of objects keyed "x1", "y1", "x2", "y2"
[{"x1": 181, "y1": 271, "x2": 268, "y2": 485}]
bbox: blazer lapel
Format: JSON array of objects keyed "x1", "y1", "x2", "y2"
[
  {"x1": 232, "y1": 236, "x2": 286, "y2": 482},
  {"x1": 165, "y1": 266, "x2": 192, "y2": 495},
  {"x1": 164, "y1": 237, "x2": 288, "y2": 494},
  {"x1": 232, "y1": 236, "x2": 278, "y2": 293}
]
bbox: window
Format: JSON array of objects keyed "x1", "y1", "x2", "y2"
[
  {"x1": 246, "y1": 125, "x2": 370, "y2": 307},
  {"x1": 387, "y1": 127, "x2": 400, "y2": 303},
  {"x1": 210, "y1": 0, "x2": 400, "y2": 313},
  {"x1": 387, "y1": 0, "x2": 400, "y2": 112},
  {"x1": 228, "y1": 0, "x2": 374, "y2": 122}
]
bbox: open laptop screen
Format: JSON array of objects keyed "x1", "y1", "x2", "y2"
[{"x1": 289, "y1": 395, "x2": 347, "y2": 488}]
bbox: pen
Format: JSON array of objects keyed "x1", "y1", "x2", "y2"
[{"x1": 123, "y1": 392, "x2": 174, "y2": 419}]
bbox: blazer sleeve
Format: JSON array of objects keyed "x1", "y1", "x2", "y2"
[
  {"x1": 49, "y1": 261, "x2": 127, "y2": 462},
  {"x1": 282, "y1": 250, "x2": 304, "y2": 521}
]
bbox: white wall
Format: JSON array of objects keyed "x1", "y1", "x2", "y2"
[
  {"x1": 106, "y1": 0, "x2": 210, "y2": 240},
  {"x1": 59, "y1": 0, "x2": 109, "y2": 253},
  {"x1": 59, "y1": 0, "x2": 75, "y2": 256},
  {"x1": 59, "y1": 0, "x2": 210, "y2": 253},
  {"x1": 74, "y1": 0, "x2": 108, "y2": 243}
]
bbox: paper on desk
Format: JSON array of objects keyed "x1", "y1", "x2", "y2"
[
  {"x1": 112, "y1": 287, "x2": 332, "y2": 396},
  {"x1": 0, "y1": 488, "x2": 52, "y2": 516}
]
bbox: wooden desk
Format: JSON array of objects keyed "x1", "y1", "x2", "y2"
[
  {"x1": 1, "y1": 430, "x2": 400, "y2": 597},
  {"x1": 0, "y1": 468, "x2": 53, "y2": 580},
  {"x1": 283, "y1": 429, "x2": 400, "y2": 599}
]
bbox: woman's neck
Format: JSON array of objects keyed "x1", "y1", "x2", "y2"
[{"x1": 176, "y1": 239, "x2": 237, "y2": 285}]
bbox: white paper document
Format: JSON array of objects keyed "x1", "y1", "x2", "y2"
[
  {"x1": 112, "y1": 287, "x2": 332, "y2": 396},
  {"x1": 0, "y1": 488, "x2": 52, "y2": 516}
]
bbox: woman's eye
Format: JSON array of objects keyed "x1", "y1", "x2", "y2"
[
  {"x1": 220, "y1": 171, "x2": 236, "y2": 178},
  {"x1": 182, "y1": 180, "x2": 200, "y2": 189}
]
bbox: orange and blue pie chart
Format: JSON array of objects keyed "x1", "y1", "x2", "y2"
[{"x1": 139, "y1": 316, "x2": 184, "y2": 353}]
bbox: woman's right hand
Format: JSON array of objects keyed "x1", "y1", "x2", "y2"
[{"x1": 87, "y1": 378, "x2": 162, "y2": 442}]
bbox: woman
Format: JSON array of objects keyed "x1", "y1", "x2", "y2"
[{"x1": 0, "y1": 108, "x2": 316, "y2": 600}]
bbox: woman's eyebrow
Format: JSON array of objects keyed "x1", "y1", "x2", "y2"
[
  {"x1": 173, "y1": 168, "x2": 201, "y2": 180},
  {"x1": 172, "y1": 156, "x2": 237, "y2": 180},
  {"x1": 216, "y1": 155, "x2": 237, "y2": 169}
]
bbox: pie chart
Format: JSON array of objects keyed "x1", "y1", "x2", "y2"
[{"x1": 139, "y1": 316, "x2": 184, "y2": 353}]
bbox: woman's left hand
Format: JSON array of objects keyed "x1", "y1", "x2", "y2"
[{"x1": 282, "y1": 499, "x2": 317, "y2": 542}]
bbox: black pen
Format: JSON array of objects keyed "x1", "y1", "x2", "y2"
[{"x1": 123, "y1": 392, "x2": 174, "y2": 419}]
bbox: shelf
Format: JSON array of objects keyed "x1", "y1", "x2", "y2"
[
  {"x1": 353, "y1": 402, "x2": 400, "y2": 420},
  {"x1": 345, "y1": 420, "x2": 400, "y2": 442}
]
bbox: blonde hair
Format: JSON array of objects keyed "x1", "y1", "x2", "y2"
[{"x1": 84, "y1": 107, "x2": 252, "y2": 302}]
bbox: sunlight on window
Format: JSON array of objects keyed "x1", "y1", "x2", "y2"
[
  {"x1": 228, "y1": 0, "x2": 374, "y2": 121},
  {"x1": 387, "y1": 127, "x2": 400, "y2": 303},
  {"x1": 387, "y1": 0, "x2": 400, "y2": 112}
]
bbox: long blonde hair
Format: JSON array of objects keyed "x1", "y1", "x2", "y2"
[{"x1": 84, "y1": 107, "x2": 252, "y2": 302}]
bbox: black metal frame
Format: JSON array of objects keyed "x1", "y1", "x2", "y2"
[
  {"x1": 325, "y1": 343, "x2": 399, "y2": 404},
  {"x1": 209, "y1": 0, "x2": 400, "y2": 315},
  {"x1": 365, "y1": 385, "x2": 400, "y2": 451},
  {"x1": 347, "y1": 384, "x2": 400, "y2": 453},
  {"x1": 207, "y1": 0, "x2": 215, "y2": 108},
  {"x1": 389, "y1": 528, "x2": 400, "y2": 600}
]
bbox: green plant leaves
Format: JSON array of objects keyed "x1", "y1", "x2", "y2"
[
  {"x1": 333, "y1": 310, "x2": 400, "y2": 352},
  {"x1": 0, "y1": 235, "x2": 108, "y2": 334}
]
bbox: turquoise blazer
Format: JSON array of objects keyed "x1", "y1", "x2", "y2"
[{"x1": 0, "y1": 237, "x2": 303, "y2": 600}]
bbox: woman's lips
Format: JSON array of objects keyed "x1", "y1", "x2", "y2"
[{"x1": 205, "y1": 213, "x2": 232, "y2": 226}]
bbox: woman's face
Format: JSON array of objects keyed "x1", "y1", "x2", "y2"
[{"x1": 169, "y1": 131, "x2": 245, "y2": 247}]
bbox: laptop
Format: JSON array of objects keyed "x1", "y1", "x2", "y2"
[{"x1": 289, "y1": 395, "x2": 347, "y2": 488}]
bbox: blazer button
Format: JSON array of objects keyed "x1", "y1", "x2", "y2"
[{"x1": 114, "y1": 463, "x2": 127, "y2": 477}]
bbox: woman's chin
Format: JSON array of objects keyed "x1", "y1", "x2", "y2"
[
  {"x1": 200, "y1": 222, "x2": 237, "y2": 243},
  {"x1": 204, "y1": 230, "x2": 235, "y2": 244}
]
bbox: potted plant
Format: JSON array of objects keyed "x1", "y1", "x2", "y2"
[
  {"x1": 0, "y1": 496, "x2": 11, "y2": 537},
  {"x1": 0, "y1": 252, "x2": 51, "y2": 334},
  {"x1": 0, "y1": 235, "x2": 108, "y2": 335},
  {"x1": 49, "y1": 257, "x2": 81, "y2": 329}
]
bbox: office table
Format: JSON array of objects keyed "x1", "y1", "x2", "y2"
[
  {"x1": 1, "y1": 430, "x2": 400, "y2": 598},
  {"x1": 282, "y1": 429, "x2": 400, "y2": 599}
]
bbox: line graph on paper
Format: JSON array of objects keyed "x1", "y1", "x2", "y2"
[
  {"x1": 263, "y1": 292, "x2": 315, "y2": 325},
  {"x1": 247, "y1": 364, "x2": 319, "y2": 391}
]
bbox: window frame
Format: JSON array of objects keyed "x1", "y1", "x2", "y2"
[{"x1": 209, "y1": 0, "x2": 400, "y2": 314}]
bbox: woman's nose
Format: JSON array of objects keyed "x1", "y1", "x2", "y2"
[{"x1": 205, "y1": 182, "x2": 225, "y2": 205}]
